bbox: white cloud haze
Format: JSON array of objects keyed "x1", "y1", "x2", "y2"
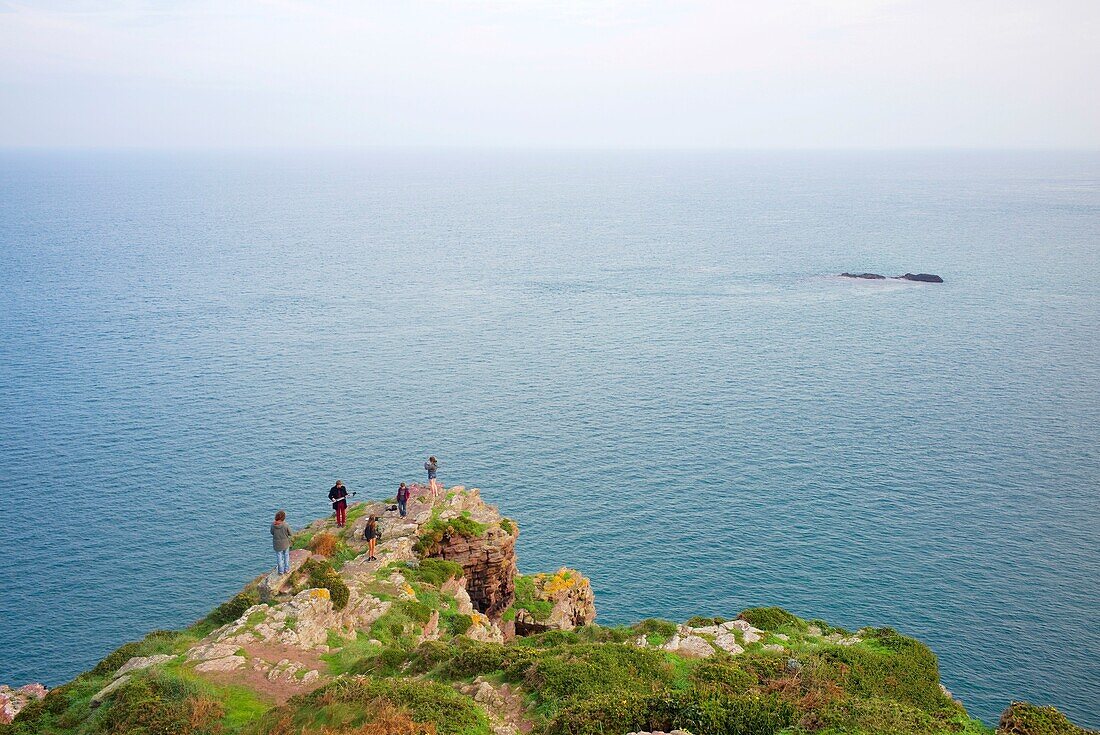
[{"x1": 1, "y1": 0, "x2": 1097, "y2": 148}]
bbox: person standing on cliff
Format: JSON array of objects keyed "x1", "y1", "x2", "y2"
[
  {"x1": 271, "y1": 510, "x2": 293, "y2": 574},
  {"x1": 364, "y1": 515, "x2": 380, "y2": 561},
  {"x1": 328, "y1": 480, "x2": 349, "y2": 527},
  {"x1": 396, "y1": 482, "x2": 410, "y2": 517},
  {"x1": 425, "y1": 456, "x2": 439, "y2": 499}
]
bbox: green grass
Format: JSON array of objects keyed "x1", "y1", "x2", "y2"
[
  {"x1": 248, "y1": 676, "x2": 491, "y2": 735},
  {"x1": 414, "y1": 511, "x2": 490, "y2": 555},
  {"x1": 343, "y1": 502, "x2": 368, "y2": 527},
  {"x1": 321, "y1": 631, "x2": 384, "y2": 676},
  {"x1": 5, "y1": 663, "x2": 273, "y2": 735},
  {"x1": 513, "y1": 574, "x2": 553, "y2": 621},
  {"x1": 740, "y1": 607, "x2": 806, "y2": 632}
]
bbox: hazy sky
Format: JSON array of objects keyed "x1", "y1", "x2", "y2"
[{"x1": 1, "y1": 0, "x2": 1098, "y2": 148}]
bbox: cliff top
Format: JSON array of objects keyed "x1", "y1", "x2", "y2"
[{"x1": 2, "y1": 484, "x2": 1093, "y2": 735}]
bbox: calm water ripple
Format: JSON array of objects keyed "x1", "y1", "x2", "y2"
[{"x1": 1, "y1": 150, "x2": 1098, "y2": 726}]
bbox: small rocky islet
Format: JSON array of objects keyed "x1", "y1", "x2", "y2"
[
  {"x1": 840, "y1": 272, "x2": 945, "y2": 283},
  {"x1": 2, "y1": 485, "x2": 1093, "y2": 735}
]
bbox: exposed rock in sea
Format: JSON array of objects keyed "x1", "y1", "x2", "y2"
[
  {"x1": 841, "y1": 271, "x2": 887, "y2": 279},
  {"x1": 839, "y1": 271, "x2": 944, "y2": 282},
  {"x1": 899, "y1": 272, "x2": 945, "y2": 282}
]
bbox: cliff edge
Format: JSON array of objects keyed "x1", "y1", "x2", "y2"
[{"x1": 2, "y1": 484, "x2": 1092, "y2": 735}]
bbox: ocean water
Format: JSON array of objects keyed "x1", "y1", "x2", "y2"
[{"x1": 1, "y1": 150, "x2": 1098, "y2": 727}]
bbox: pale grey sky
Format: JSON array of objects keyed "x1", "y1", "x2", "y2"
[{"x1": 1, "y1": 0, "x2": 1098, "y2": 148}]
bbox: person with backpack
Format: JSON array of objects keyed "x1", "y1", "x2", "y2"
[
  {"x1": 328, "y1": 480, "x2": 349, "y2": 527},
  {"x1": 396, "y1": 482, "x2": 410, "y2": 517},
  {"x1": 424, "y1": 456, "x2": 439, "y2": 499},
  {"x1": 271, "y1": 510, "x2": 293, "y2": 574},
  {"x1": 364, "y1": 515, "x2": 381, "y2": 561}
]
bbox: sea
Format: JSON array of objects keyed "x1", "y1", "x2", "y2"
[{"x1": 1, "y1": 149, "x2": 1097, "y2": 728}]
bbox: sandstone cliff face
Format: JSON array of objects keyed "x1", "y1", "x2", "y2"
[
  {"x1": 408, "y1": 486, "x2": 520, "y2": 622},
  {"x1": 432, "y1": 521, "x2": 517, "y2": 620}
]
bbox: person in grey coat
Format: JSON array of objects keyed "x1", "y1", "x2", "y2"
[{"x1": 271, "y1": 510, "x2": 293, "y2": 573}]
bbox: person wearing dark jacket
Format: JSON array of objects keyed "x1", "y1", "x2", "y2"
[
  {"x1": 424, "y1": 456, "x2": 439, "y2": 499},
  {"x1": 329, "y1": 480, "x2": 349, "y2": 527},
  {"x1": 364, "y1": 515, "x2": 380, "y2": 561},
  {"x1": 396, "y1": 482, "x2": 410, "y2": 517},
  {"x1": 271, "y1": 510, "x2": 293, "y2": 573}
]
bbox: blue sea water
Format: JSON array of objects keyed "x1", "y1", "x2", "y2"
[{"x1": 1, "y1": 150, "x2": 1098, "y2": 727}]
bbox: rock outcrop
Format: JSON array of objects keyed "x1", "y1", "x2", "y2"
[
  {"x1": 416, "y1": 487, "x2": 519, "y2": 621},
  {"x1": 840, "y1": 271, "x2": 944, "y2": 283},
  {"x1": 0, "y1": 684, "x2": 46, "y2": 724},
  {"x1": 513, "y1": 568, "x2": 596, "y2": 635}
]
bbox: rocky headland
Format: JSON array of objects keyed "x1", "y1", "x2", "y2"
[{"x1": 2, "y1": 483, "x2": 1092, "y2": 735}]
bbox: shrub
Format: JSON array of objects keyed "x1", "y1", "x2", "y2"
[
  {"x1": 309, "y1": 531, "x2": 339, "y2": 557},
  {"x1": 513, "y1": 630, "x2": 581, "y2": 649},
  {"x1": 547, "y1": 691, "x2": 673, "y2": 735},
  {"x1": 499, "y1": 518, "x2": 516, "y2": 535},
  {"x1": 686, "y1": 616, "x2": 728, "y2": 627},
  {"x1": 399, "y1": 599, "x2": 435, "y2": 625},
  {"x1": 407, "y1": 558, "x2": 465, "y2": 587},
  {"x1": 201, "y1": 589, "x2": 260, "y2": 628},
  {"x1": 90, "y1": 629, "x2": 185, "y2": 676},
  {"x1": 808, "y1": 618, "x2": 851, "y2": 636},
  {"x1": 261, "y1": 676, "x2": 490, "y2": 735},
  {"x1": 809, "y1": 635, "x2": 950, "y2": 712},
  {"x1": 691, "y1": 660, "x2": 757, "y2": 694},
  {"x1": 523, "y1": 643, "x2": 674, "y2": 703},
  {"x1": 95, "y1": 671, "x2": 225, "y2": 735},
  {"x1": 739, "y1": 607, "x2": 804, "y2": 632},
  {"x1": 810, "y1": 696, "x2": 956, "y2": 735},
  {"x1": 446, "y1": 613, "x2": 474, "y2": 636},
  {"x1": 672, "y1": 690, "x2": 796, "y2": 735},
  {"x1": 998, "y1": 701, "x2": 1093, "y2": 735},
  {"x1": 303, "y1": 559, "x2": 350, "y2": 611},
  {"x1": 633, "y1": 619, "x2": 679, "y2": 639},
  {"x1": 575, "y1": 624, "x2": 635, "y2": 644}
]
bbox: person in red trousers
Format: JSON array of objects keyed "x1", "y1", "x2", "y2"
[{"x1": 328, "y1": 480, "x2": 349, "y2": 527}]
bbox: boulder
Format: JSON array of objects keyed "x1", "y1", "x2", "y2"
[
  {"x1": 90, "y1": 675, "x2": 130, "y2": 707},
  {"x1": 841, "y1": 272, "x2": 886, "y2": 279},
  {"x1": 661, "y1": 633, "x2": 715, "y2": 658},
  {"x1": 0, "y1": 683, "x2": 47, "y2": 724},
  {"x1": 115, "y1": 654, "x2": 175, "y2": 678},
  {"x1": 195, "y1": 656, "x2": 247, "y2": 673},
  {"x1": 713, "y1": 632, "x2": 744, "y2": 655}
]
